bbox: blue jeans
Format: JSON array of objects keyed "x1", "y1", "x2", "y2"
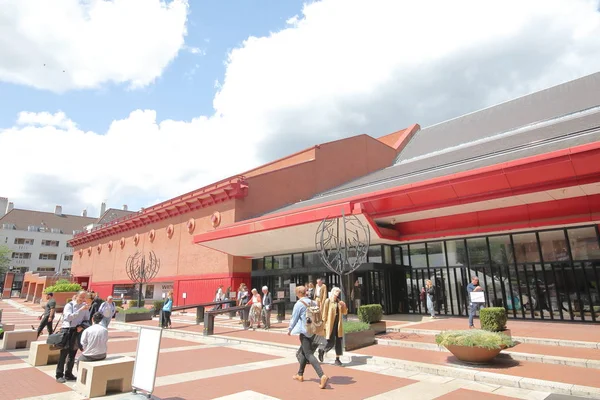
[
  {"x1": 100, "y1": 316, "x2": 111, "y2": 328},
  {"x1": 469, "y1": 303, "x2": 484, "y2": 327},
  {"x1": 426, "y1": 295, "x2": 435, "y2": 317}
]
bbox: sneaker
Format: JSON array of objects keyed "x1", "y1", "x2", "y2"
[
  {"x1": 334, "y1": 359, "x2": 343, "y2": 367},
  {"x1": 292, "y1": 374, "x2": 304, "y2": 382},
  {"x1": 65, "y1": 375, "x2": 77, "y2": 381},
  {"x1": 319, "y1": 375, "x2": 329, "y2": 389},
  {"x1": 56, "y1": 377, "x2": 66, "y2": 383},
  {"x1": 318, "y1": 349, "x2": 324, "y2": 362}
]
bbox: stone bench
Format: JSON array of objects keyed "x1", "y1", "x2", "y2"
[
  {"x1": 77, "y1": 356, "x2": 135, "y2": 398},
  {"x1": 1, "y1": 329, "x2": 38, "y2": 350},
  {"x1": 28, "y1": 341, "x2": 61, "y2": 366}
]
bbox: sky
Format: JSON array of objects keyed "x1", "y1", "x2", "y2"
[{"x1": 0, "y1": 0, "x2": 599, "y2": 218}]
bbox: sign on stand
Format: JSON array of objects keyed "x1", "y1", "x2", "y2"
[{"x1": 132, "y1": 327, "x2": 162, "y2": 399}]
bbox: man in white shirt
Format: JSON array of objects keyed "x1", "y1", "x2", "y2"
[
  {"x1": 98, "y1": 296, "x2": 116, "y2": 328},
  {"x1": 77, "y1": 312, "x2": 109, "y2": 370}
]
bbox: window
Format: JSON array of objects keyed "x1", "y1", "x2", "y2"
[
  {"x1": 41, "y1": 240, "x2": 60, "y2": 247},
  {"x1": 409, "y1": 243, "x2": 427, "y2": 268},
  {"x1": 467, "y1": 238, "x2": 489, "y2": 266},
  {"x1": 37, "y1": 267, "x2": 55, "y2": 272},
  {"x1": 64, "y1": 255, "x2": 73, "y2": 261},
  {"x1": 513, "y1": 233, "x2": 540, "y2": 263},
  {"x1": 252, "y1": 259, "x2": 264, "y2": 271},
  {"x1": 273, "y1": 255, "x2": 292, "y2": 269},
  {"x1": 293, "y1": 253, "x2": 303, "y2": 268},
  {"x1": 14, "y1": 238, "x2": 34, "y2": 245},
  {"x1": 426, "y1": 242, "x2": 446, "y2": 267},
  {"x1": 12, "y1": 267, "x2": 29, "y2": 273},
  {"x1": 39, "y1": 253, "x2": 58, "y2": 260},
  {"x1": 488, "y1": 235, "x2": 514, "y2": 265},
  {"x1": 538, "y1": 230, "x2": 568, "y2": 262},
  {"x1": 264, "y1": 256, "x2": 274, "y2": 270},
  {"x1": 145, "y1": 285, "x2": 155, "y2": 299},
  {"x1": 66, "y1": 242, "x2": 73, "y2": 248},
  {"x1": 567, "y1": 227, "x2": 600, "y2": 260},
  {"x1": 11, "y1": 252, "x2": 31, "y2": 259},
  {"x1": 383, "y1": 245, "x2": 393, "y2": 264},
  {"x1": 393, "y1": 246, "x2": 402, "y2": 265},
  {"x1": 367, "y1": 245, "x2": 382, "y2": 263},
  {"x1": 445, "y1": 240, "x2": 466, "y2": 265},
  {"x1": 304, "y1": 252, "x2": 324, "y2": 268}
]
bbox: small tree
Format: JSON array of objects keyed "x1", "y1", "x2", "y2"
[{"x1": 0, "y1": 245, "x2": 11, "y2": 274}]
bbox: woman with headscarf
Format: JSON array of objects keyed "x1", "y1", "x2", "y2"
[
  {"x1": 318, "y1": 287, "x2": 347, "y2": 366},
  {"x1": 247, "y1": 288, "x2": 262, "y2": 329}
]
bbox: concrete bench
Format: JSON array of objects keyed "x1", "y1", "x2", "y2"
[
  {"x1": 1, "y1": 329, "x2": 38, "y2": 350},
  {"x1": 28, "y1": 341, "x2": 61, "y2": 366},
  {"x1": 1, "y1": 323, "x2": 15, "y2": 332},
  {"x1": 76, "y1": 356, "x2": 135, "y2": 398}
]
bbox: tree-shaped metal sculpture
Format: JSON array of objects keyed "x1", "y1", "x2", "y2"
[
  {"x1": 315, "y1": 210, "x2": 370, "y2": 304},
  {"x1": 126, "y1": 251, "x2": 160, "y2": 306}
]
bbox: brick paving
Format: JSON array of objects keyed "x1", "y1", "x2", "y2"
[{"x1": 2, "y1": 299, "x2": 599, "y2": 399}]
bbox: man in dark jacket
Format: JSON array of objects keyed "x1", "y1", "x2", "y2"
[
  {"x1": 89, "y1": 291, "x2": 103, "y2": 317},
  {"x1": 261, "y1": 286, "x2": 273, "y2": 330}
]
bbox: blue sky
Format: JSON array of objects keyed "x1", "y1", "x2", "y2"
[{"x1": 0, "y1": 0, "x2": 305, "y2": 133}]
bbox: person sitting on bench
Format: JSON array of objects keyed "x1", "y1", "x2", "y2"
[{"x1": 77, "y1": 312, "x2": 108, "y2": 370}]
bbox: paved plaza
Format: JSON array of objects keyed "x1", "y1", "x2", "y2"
[{"x1": 1, "y1": 300, "x2": 600, "y2": 400}]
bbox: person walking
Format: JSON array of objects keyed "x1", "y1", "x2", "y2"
[
  {"x1": 315, "y1": 278, "x2": 328, "y2": 310},
  {"x1": 261, "y1": 286, "x2": 273, "y2": 330},
  {"x1": 88, "y1": 291, "x2": 103, "y2": 316},
  {"x1": 307, "y1": 282, "x2": 315, "y2": 300},
  {"x1": 98, "y1": 296, "x2": 116, "y2": 328},
  {"x1": 467, "y1": 276, "x2": 484, "y2": 328},
  {"x1": 288, "y1": 286, "x2": 329, "y2": 389},
  {"x1": 247, "y1": 288, "x2": 263, "y2": 329},
  {"x1": 318, "y1": 287, "x2": 347, "y2": 366},
  {"x1": 425, "y1": 279, "x2": 436, "y2": 318},
  {"x1": 213, "y1": 285, "x2": 225, "y2": 310},
  {"x1": 56, "y1": 290, "x2": 90, "y2": 383},
  {"x1": 33, "y1": 292, "x2": 56, "y2": 338},
  {"x1": 162, "y1": 291, "x2": 173, "y2": 329}
]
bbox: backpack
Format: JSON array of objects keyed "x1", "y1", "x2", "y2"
[{"x1": 300, "y1": 300, "x2": 324, "y2": 336}]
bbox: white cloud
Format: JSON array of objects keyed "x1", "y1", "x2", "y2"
[
  {"x1": 1, "y1": 0, "x2": 600, "y2": 216},
  {"x1": 16, "y1": 111, "x2": 76, "y2": 130},
  {"x1": 0, "y1": 0, "x2": 189, "y2": 92}
]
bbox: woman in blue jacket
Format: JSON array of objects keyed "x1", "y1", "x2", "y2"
[{"x1": 162, "y1": 291, "x2": 173, "y2": 329}]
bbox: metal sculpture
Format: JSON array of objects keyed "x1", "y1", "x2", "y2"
[
  {"x1": 315, "y1": 210, "x2": 370, "y2": 303},
  {"x1": 126, "y1": 251, "x2": 160, "y2": 306}
]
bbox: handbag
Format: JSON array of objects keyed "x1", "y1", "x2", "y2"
[{"x1": 46, "y1": 314, "x2": 67, "y2": 348}]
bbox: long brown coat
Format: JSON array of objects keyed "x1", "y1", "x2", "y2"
[
  {"x1": 316, "y1": 284, "x2": 328, "y2": 310},
  {"x1": 322, "y1": 298, "x2": 348, "y2": 339}
]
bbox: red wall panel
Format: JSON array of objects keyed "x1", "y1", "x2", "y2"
[
  {"x1": 90, "y1": 283, "x2": 113, "y2": 300},
  {"x1": 173, "y1": 273, "x2": 251, "y2": 306}
]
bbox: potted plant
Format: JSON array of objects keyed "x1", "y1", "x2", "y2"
[
  {"x1": 480, "y1": 307, "x2": 511, "y2": 338},
  {"x1": 343, "y1": 321, "x2": 375, "y2": 351},
  {"x1": 357, "y1": 304, "x2": 386, "y2": 334},
  {"x1": 43, "y1": 280, "x2": 82, "y2": 312},
  {"x1": 435, "y1": 329, "x2": 515, "y2": 364},
  {"x1": 115, "y1": 307, "x2": 154, "y2": 323}
]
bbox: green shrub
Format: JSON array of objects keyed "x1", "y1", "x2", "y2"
[
  {"x1": 123, "y1": 307, "x2": 152, "y2": 314},
  {"x1": 113, "y1": 300, "x2": 123, "y2": 308},
  {"x1": 153, "y1": 300, "x2": 165, "y2": 311},
  {"x1": 44, "y1": 282, "x2": 82, "y2": 293},
  {"x1": 116, "y1": 306, "x2": 124, "y2": 313},
  {"x1": 357, "y1": 304, "x2": 383, "y2": 324},
  {"x1": 435, "y1": 330, "x2": 514, "y2": 350},
  {"x1": 343, "y1": 321, "x2": 371, "y2": 333},
  {"x1": 55, "y1": 279, "x2": 71, "y2": 285},
  {"x1": 480, "y1": 307, "x2": 507, "y2": 332},
  {"x1": 128, "y1": 300, "x2": 145, "y2": 308}
]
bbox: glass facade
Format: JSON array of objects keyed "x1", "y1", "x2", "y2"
[{"x1": 251, "y1": 226, "x2": 600, "y2": 322}]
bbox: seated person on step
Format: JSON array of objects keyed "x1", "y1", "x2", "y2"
[{"x1": 77, "y1": 312, "x2": 109, "y2": 370}]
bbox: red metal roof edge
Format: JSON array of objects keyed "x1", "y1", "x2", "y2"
[{"x1": 193, "y1": 140, "x2": 600, "y2": 244}]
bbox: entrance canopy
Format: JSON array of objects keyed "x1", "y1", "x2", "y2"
[{"x1": 194, "y1": 140, "x2": 600, "y2": 258}]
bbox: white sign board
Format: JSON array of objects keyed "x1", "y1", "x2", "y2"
[
  {"x1": 470, "y1": 291, "x2": 485, "y2": 303},
  {"x1": 182, "y1": 292, "x2": 187, "y2": 299},
  {"x1": 289, "y1": 283, "x2": 297, "y2": 302},
  {"x1": 162, "y1": 293, "x2": 166, "y2": 299},
  {"x1": 230, "y1": 291, "x2": 237, "y2": 300},
  {"x1": 277, "y1": 291, "x2": 285, "y2": 299},
  {"x1": 132, "y1": 327, "x2": 162, "y2": 395}
]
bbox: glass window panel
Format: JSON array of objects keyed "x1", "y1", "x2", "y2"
[
  {"x1": 293, "y1": 253, "x2": 303, "y2": 268},
  {"x1": 273, "y1": 255, "x2": 292, "y2": 269},
  {"x1": 264, "y1": 256, "x2": 274, "y2": 270},
  {"x1": 467, "y1": 238, "x2": 489, "y2": 266},
  {"x1": 400, "y1": 245, "x2": 410, "y2": 265},
  {"x1": 409, "y1": 243, "x2": 427, "y2": 268},
  {"x1": 568, "y1": 227, "x2": 600, "y2": 260},
  {"x1": 383, "y1": 245, "x2": 393, "y2": 264},
  {"x1": 445, "y1": 240, "x2": 466, "y2": 265},
  {"x1": 513, "y1": 233, "x2": 541, "y2": 263},
  {"x1": 427, "y1": 242, "x2": 446, "y2": 267},
  {"x1": 304, "y1": 252, "x2": 324, "y2": 269},
  {"x1": 489, "y1": 235, "x2": 514, "y2": 265},
  {"x1": 538, "y1": 230, "x2": 569, "y2": 262},
  {"x1": 368, "y1": 245, "x2": 382, "y2": 263},
  {"x1": 252, "y1": 259, "x2": 264, "y2": 271},
  {"x1": 393, "y1": 246, "x2": 402, "y2": 265}
]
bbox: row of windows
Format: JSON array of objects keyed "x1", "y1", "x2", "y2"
[
  {"x1": 10, "y1": 252, "x2": 73, "y2": 261},
  {"x1": 13, "y1": 238, "x2": 64, "y2": 247},
  {"x1": 252, "y1": 226, "x2": 600, "y2": 271}
]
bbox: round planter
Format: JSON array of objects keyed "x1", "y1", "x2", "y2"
[{"x1": 445, "y1": 345, "x2": 503, "y2": 364}]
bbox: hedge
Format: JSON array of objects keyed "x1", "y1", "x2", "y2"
[
  {"x1": 44, "y1": 282, "x2": 82, "y2": 293},
  {"x1": 343, "y1": 321, "x2": 371, "y2": 333},
  {"x1": 357, "y1": 304, "x2": 383, "y2": 324},
  {"x1": 480, "y1": 307, "x2": 508, "y2": 332},
  {"x1": 128, "y1": 300, "x2": 146, "y2": 308}
]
